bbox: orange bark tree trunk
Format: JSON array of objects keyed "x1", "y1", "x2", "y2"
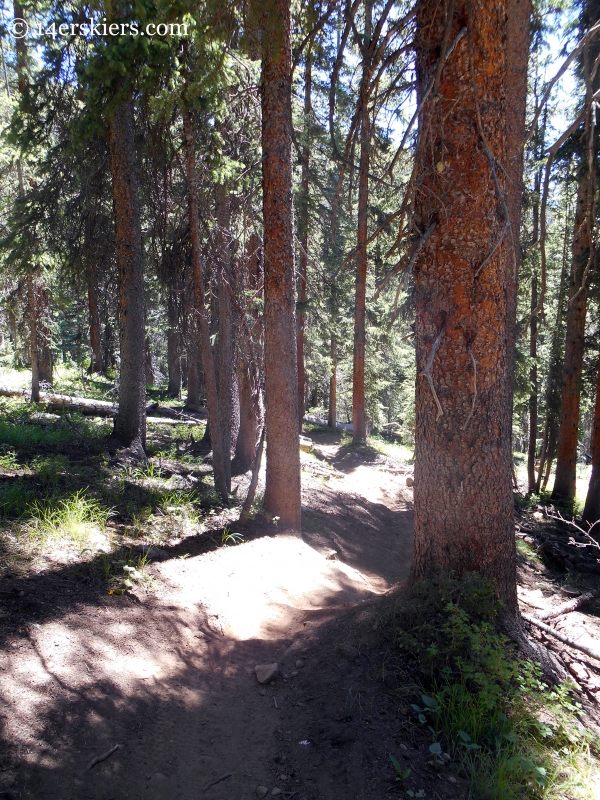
[
  {"x1": 258, "y1": 0, "x2": 301, "y2": 528},
  {"x1": 352, "y1": 0, "x2": 372, "y2": 444},
  {"x1": 109, "y1": 100, "x2": 146, "y2": 455},
  {"x1": 551, "y1": 170, "x2": 592, "y2": 504},
  {"x1": 410, "y1": 0, "x2": 530, "y2": 617}
]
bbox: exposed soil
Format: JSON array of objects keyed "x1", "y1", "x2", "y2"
[{"x1": 0, "y1": 430, "x2": 599, "y2": 800}]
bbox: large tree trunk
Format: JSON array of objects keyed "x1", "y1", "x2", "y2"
[
  {"x1": 183, "y1": 108, "x2": 230, "y2": 499},
  {"x1": 297, "y1": 45, "x2": 312, "y2": 431},
  {"x1": 410, "y1": 0, "x2": 530, "y2": 618},
  {"x1": 109, "y1": 100, "x2": 146, "y2": 455},
  {"x1": 258, "y1": 0, "x2": 301, "y2": 528},
  {"x1": 352, "y1": 0, "x2": 372, "y2": 444},
  {"x1": 551, "y1": 169, "x2": 592, "y2": 504}
]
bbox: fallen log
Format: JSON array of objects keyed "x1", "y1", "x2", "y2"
[
  {"x1": 522, "y1": 613, "x2": 600, "y2": 662},
  {"x1": 537, "y1": 590, "x2": 599, "y2": 621},
  {"x1": 0, "y1": 386, "x2": 205, "y2": 422}
]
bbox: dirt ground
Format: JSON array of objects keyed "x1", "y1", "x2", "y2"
[{"x1": 1, "y1": 430, "x2": 599, "y2": 800}]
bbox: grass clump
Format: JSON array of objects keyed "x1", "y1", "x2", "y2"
[
  {"x1": 387, "y1": 575, "x2": 598, "y2": 799},
  {"x1": 23, "y1": 489, "x2": 113, "y2": 548}
]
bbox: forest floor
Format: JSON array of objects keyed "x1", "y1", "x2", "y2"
[{"x1": 0, "y1": 400, "x2": 599, "y2": 799}]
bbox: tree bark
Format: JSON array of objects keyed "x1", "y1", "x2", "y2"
[
  {"x1": 352, "y1": 0, "x2": 372, "y2": 444},
  {"x1": 410, "y1": 0, "x2": 531, "y2": 618},
  {"x1": 109, "y1": 100, "x2": 146, "y2": 455},
  {"x1": 328, "y1": 335, "x2": 337, "y2": 430},
  {"x1": 87, "y1": 256, "x2": 104, "y2": 375},
  {"x1": 35, "y1": 285, "x2": 53, "y2": 385},
  {"x1": 527, "y1": 269, "x2": 538, "y2": 493},
  {"x1": 215, "y1": 182, "x2": 237, "y2": 469},
  {"x1": 258, "y1": 0, "x2": 301, "y2": 528},
  {"x1": 166, "y1": 292, "x2": 182, "y2": 398},
  {"x1": 552, "y1": 169, "x2": 592, "y2": 504},
  {"x1": 13, "y1": 1, "x2": 40, "y2": 402},
  {"x1": 583, "y1": 354, "x2": 600, "y2": 524},
  {"x1": 183, "y1": 108, "x2": 230, "y2": 499},
  {"x1": 297, "y1": 44, "x2": 312, "y2": 431}
]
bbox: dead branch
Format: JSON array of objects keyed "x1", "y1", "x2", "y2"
[
  {"x1": 537, "y1": 590, "x2": 600, "y2": 621},
  {"x1": 522, "y1": 613, "x2": 600, "y2": 663},
  {"x1": 524, "y1": 21, "x2": 600, "y2": 144},
  {"x1": 87, "y1": 744, "x2": 120, "y2": 770},
  {"x1": 202, "y1": 773, "x2": 235, "y2": 792},
  {"x1": 419, "y1": 328, "x2": 444, "y2": 421},
  {"x1": 374, "y1": 221, "x2": 436, "y2": 300}
]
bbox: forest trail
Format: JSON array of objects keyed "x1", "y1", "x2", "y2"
[{"x1": 0, "y1": 433, "x2": 418, "y2": 800}]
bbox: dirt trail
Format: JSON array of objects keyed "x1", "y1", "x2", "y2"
[{"x1": 0, "y1": 432, "x2": 416, "y2": 800}]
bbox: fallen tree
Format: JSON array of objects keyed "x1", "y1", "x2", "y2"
[{"x1": 0, "y1": 386, "x2": 205, "y2": 422}]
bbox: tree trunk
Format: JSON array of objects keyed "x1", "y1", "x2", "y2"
[
  {"x1": 258, "y1": 0, "x2": 301, "y2": 528},
  {"x1": 13, "y1": 1, "x2": 39, "y2": 402},
  {"x1": 234, "y1": 234, "x2": 264, "y2": 473},
  {"x1": 552, "y1": 168, "x2": 592, "y2": 504},
  {"x1": 26, "y1": 270, "x2": 40, "y2": 403},
  {"x1": 536, "y1": 194, "x2": 571, "y2": 492},
  {"x1": 297, "y1": 44, "x2": 312, "y2": 431},
  {"x1": 35, "y1": 285, "x2": 53, "y2": 385},
  {"x1": 328, "y1": 334, "x2": 337, "y2": 430},
  {"x1": 234, "y1": 359, "x2": 262, "y2": 472},
  {"x1": 145, "y1": 336, "x2": 154, "y2": 386},
  {"x1": 109, "y1": 100, "x2": 146, "y2": 455},
  {"x1": 527, "y1": 269, "x2": 538, "y2": 492},
  {"x1": 183, "y1": 108, "x2": 230, "y2": 499},
  {"x1": 583, "y1": 354, "x2": 600, "y2": 524},
  {"x1": 352, "y1": 0, "x2": 372, "y2": 444},
  {"x1": 410, "y1": 0, "x2": 530, "y2": 618},
  {"x1": 87, "y1": 256, "x2": 104, "y2": 375},
  {"x1": 215, "y1": 182, "x2": 237, "y2": 469},
  {"x1": 166, "y1": 292, "x2": 182, "y2": 398}
]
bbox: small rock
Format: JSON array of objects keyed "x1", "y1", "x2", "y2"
[
  {"x1": 255, "y1": 663, "x2": 279, "y2": 684},
  {"x1": 256, "y1": 786, "x2": 269, "y2": 798},
  {"x1": 406, "y1": 476, "x2": 414, "y2": 487},
  {"x1": 146, "y1": 547, "x2": 169, "y2": 561},
  {"x1": 448, "y1": 775, "x2": 457, "y2": 784},
  {"x1": 290, "y1": 670, "x2": 299, "y2": 678},
  {"x1": 441, "y1": 752, "x2": 451, "y2": 762},
  {"x1": 271, "y1": 790, "x2": 283, "y2": 797},
  {"x1": 325, "y1": 549, "x2": 337, "y2": 560},
  {"x1": 533, "y1": 511, "x2": 544, "y2": 521},
  {"x1": 295, "y1": 659, "x2": 304, "y2": 669},
  {"x1": 278, "y1": 774, "x2": 289, "y2": 781},
  {"x1": 259, "y1": 688, "x2": 267, "y2": 696},
  {"x1": 299, "y1": 436, "x2": 313, "y2": 452},
  {"x1": 399, "y1": 743, "x2": 408, "y2": 750}
]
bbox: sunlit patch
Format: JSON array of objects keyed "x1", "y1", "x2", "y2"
[{"x1": 159, "y1": 534, "x2": 385, "y2": 640}]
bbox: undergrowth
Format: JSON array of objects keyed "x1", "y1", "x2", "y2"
[{"x1": 385, "y1": 575, "x2": 598, "y2": 799}]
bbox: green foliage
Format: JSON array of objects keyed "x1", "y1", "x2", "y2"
[
  {"x1": 387, "y1": 576, "x2": 598, "y2": 799},
  {"x1": 23, "y1": 489, "x2": 113, "y2": 547}
]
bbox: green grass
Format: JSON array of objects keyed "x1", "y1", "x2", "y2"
[
  {"x1": 385, "y1": 575, "x2": 598, "y2": 800},
  {"x1": 23, "y1": 489, "x2": 113, "y2": 548}
]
